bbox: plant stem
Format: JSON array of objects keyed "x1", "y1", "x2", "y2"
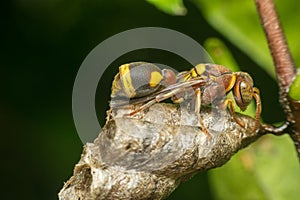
[
  {"x1": 255, "y1": 0, "x2": 300, "y2": 159},
  {"x1": 255, "y1": 0, "x2": 295, "y2": 90}
]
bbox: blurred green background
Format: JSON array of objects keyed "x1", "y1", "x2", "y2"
[{"x1": 1, "y1": 0, "x2": 299, "y2": 199}]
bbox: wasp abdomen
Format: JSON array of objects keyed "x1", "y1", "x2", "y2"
[{"x1": 111, "y1": 62, "x2": 176, "y2": 99}]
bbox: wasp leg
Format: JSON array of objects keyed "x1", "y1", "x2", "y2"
[
  {"x1": 125, "y1": 99, "x2": 157, "y2": 116},
  {"x1": 125, "y1": 87, "x2": 185, "y2": 116},
  {"x1": 194, "y1": 88, "x2": 212, "y2": 139},
  {"x1": 253, "y1": 87, "x2": 262, "y2": 132},
  {"x1": 222, "y1": 99, "x2": 246, "y2": 128}
]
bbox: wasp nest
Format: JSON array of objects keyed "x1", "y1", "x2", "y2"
[{"x1": 59, "y1": 103, "x2": 262, "y2": 200}]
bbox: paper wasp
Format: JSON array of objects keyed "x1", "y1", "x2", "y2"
[{"x1": 110, "y1": 62, "x2": 262, "y2": 137}]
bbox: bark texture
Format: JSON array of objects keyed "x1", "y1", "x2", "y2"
[{"x1": 255, "y1": 0, "x2": 300, "y2": 159}]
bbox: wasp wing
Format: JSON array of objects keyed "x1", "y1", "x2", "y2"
[{"x1": 110, "y1": 78, "x2": 207, "y2": 108}]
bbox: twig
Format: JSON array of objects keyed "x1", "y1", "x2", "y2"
[
  {"x1": 255, "y1": 0, "x2": 295, "y2": 90},
  {"x1": 255, "y1": 0, "x2": 300, "y2": 159},
  {"x1": 260, "y1": 121, "x2": 290, "y2": 135}
]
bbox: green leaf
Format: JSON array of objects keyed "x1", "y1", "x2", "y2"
[
  {"x1": 289, "y1": 70, "x2": 300, "y2": 101},
  {"x1": 146, "y1": 0, "x2": 187, "y2": 15},
  {"x1": 209, "y1": 135, "x2": 300, "y2": 200},
  {"x1": 192, "y1": 0, "x2": 300, "y2": 79},
  {"x1": 204, "y1": 37, "x2": 240, "y2": 72}
]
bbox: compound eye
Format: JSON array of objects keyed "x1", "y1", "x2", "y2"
[
  {"x1": 240, "y1": 81, "x2": 247, "y2": 92},
  {"x1": 240, "y1": 81, "x2": 252, "y2": 107}
]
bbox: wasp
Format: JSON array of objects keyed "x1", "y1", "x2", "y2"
[{"x1": 110, "y1": 62, "x2": 262, "y2": 138}]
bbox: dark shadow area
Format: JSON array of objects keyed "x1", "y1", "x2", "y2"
[{"x1": 168, "y1": 171, "x2": 213, "y2": 200}]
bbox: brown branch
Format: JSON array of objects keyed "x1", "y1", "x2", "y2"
[
  {"x1": 255, "y1": 0, "x2": 300, "y2": 159},
  {"x1": 255, "y1": 0, "x2": 295, "y2": 90}
]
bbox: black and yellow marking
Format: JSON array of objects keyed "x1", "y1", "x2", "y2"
[
  {"x1": 193, "y1": 64, "x2": 206, "y2": 77},
  {"x1": 111, "y1": 62, "x2": 165, "y2": 99},
  {"x1": 225, "y1": 73, "x2": 237, "y2": 92},
  {"x1": 119, "y1": 63, "x2": 136, "y2": 98},
  {"x1": 149, "y1": 71, "x2": 163, "y2": 88},
  {"x1": 182, "y1": 63, "x2": 234, "y2": 82},
  {"x1": 110, "y1": 73, "x2": 122, "y2": 97}
]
